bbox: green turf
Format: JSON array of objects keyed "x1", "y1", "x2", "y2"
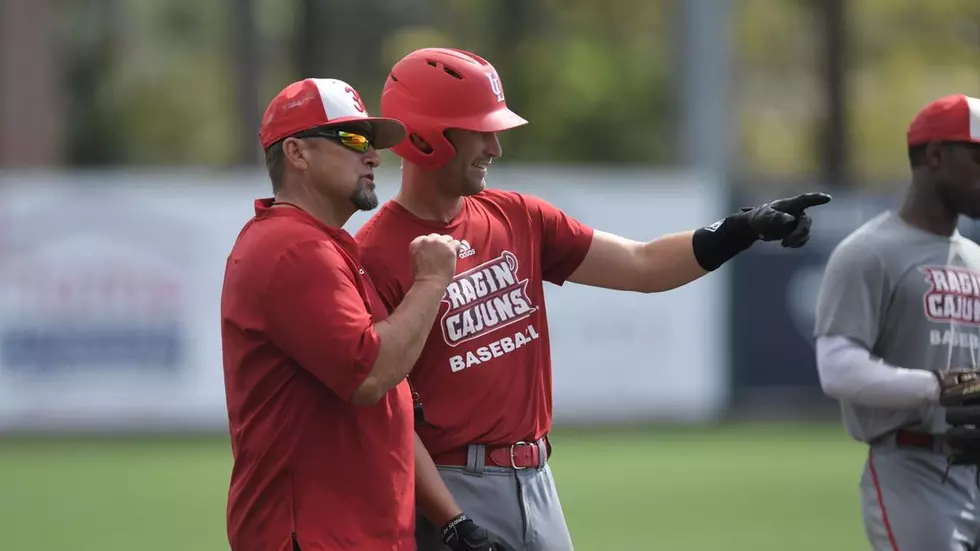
[{"x1": 0, "y1": 423, "x2": 868, "y2": 551}]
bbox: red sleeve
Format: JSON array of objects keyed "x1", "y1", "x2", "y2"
[
  {"x1": 359, "y1": 243, "x2": 405, "y2": 315},
  {"x1": 522, "y1": 193, "x2": 595, "y2": 285},
  {"x1": 356, "y1": 214, "x2": 411, "y2": 315},
  {"x1": 264, "y1": 239, "x2": 380, "y2": 402}
]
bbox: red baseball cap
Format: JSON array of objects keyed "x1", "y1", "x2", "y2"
[
  {"x1": 258, "y1": 78, "x2": 407, "y2": 150},
  {"x1": 907, "y1": 94, "x2": 980, "y2": 146}
]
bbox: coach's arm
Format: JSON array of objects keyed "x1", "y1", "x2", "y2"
[
  {"x1": 567, "y1": 192, "x2": 831, "y2": 293},
  {"x1": 351, "y1": 234, "x2": 459, "y2": 405}
]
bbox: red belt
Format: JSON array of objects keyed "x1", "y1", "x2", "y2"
[
  {"x1": 894, "y1": 429, "x2": 941, "y2": 449},
  {"x1": 432, "y1": 438, "x2": 550, "y2": 469}
]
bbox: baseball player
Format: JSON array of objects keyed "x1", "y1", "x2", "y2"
[
  {"x1": 355, "y1": 47, "x2": 831, "y2": 551},
  {"x1": 220, "y1": 77, "x2": 474, "y2": 551},
  {"x1": 814, "y1": 94, "x2": 980, "y2": 551}
]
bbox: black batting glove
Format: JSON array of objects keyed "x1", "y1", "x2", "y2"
[
  {"x1": 441, "y1": 514, "x2": 516, "y2": 551},
  {"x1": 737, "y1": 192, "x2": 832, "y2": 248}
]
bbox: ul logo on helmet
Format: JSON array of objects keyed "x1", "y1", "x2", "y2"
[{"x1": 486, "y1": 72, "x2": 505, "y2": 103}]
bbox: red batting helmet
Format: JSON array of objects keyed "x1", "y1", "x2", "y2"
[{"x1": 380, "y1": 48, "x2": 528, "y2": 169}]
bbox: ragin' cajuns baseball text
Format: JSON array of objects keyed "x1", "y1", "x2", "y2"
[
  {"x1": 921, "y1": 266, "x2": 980, "y2": 325},
  {"x1": 440, "y1": 251, "x2": 539, "y2": 372}
]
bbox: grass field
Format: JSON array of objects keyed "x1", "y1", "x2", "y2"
[{"x1": 0, "y1": 422, "x2": 870, "y2": 551}]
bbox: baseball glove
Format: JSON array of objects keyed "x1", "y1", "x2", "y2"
[{"x1": 938, "y1": 370, "x2": 980, "y2": 467}]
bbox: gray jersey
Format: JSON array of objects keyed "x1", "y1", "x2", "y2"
[{"x1": 814, "y1": 210, "x2": 980, "y2": 442}]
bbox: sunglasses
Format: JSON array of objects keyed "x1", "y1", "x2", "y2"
[{"x1": 291, "y1": 128, "x2": 373, "y2": 154}]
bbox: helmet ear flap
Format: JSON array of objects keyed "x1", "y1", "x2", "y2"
[
  {"x1": 408, "y1": 133, "x2": 434, "y2": 154},
  {"x1": 394, "y1": 127, "x2": 456, "y2": 169},
  {"x1": 427, "y1": 129, "x2": 456, "y2": 167}
]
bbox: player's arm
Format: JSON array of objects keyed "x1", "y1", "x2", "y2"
[
  {"x1": 566, "y1": 193, "x2": 832, "y2": 292},
  {"x1": 414, "y1": 432, "x2": 462, "y2": 525},
  {"x1": 816, "y1": 335, "x2": 939, "y2": 407},
  {"x1": 567, "y1": 229, "x2": 705, "y2": 292},
  {"x1": 265, "y1": 236, "x2": 456, "y2": 406},
  {"x1": 413, "y1": 433, "x2": 516, "y2": 551},
  {"x1": 813, "y1": 241, "x2": 939, "y2": 408}
]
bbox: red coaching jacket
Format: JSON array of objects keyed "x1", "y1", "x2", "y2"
[{"x1": 220, "y1": 199, "x2": 415, "y2": 551}]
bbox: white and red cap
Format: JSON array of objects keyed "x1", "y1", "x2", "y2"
[
  {"x1": 907, "y1": 94, "x2": 980, "y2": 146},
  {"x1": 258, "y1": 78, "x2": 407, "y2": 150}
]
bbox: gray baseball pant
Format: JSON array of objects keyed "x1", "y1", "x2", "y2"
[
  {"x1": 862, "y1": 434, "x2": 980, "y2": 550},
  {"x1": 416, "y1": 439, "x2": 575, "y2": 551}
]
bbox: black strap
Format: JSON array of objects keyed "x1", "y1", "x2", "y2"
[{"x1": 408, "y1": 377, "x2": 426, "y2": 427}]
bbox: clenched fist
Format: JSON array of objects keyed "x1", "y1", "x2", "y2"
[{"x1": 410, "y1": 233, "x2": 460, "y2": 287}]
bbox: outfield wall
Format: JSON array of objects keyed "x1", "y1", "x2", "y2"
[{"x1": 0, "y1": 167, "x2": 731, "y2": 433}]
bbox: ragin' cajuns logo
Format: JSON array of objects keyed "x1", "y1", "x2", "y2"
[
  {"x1": 440, "y1": 251, "x2": 536, "y2": 347},
  {"x1": 920, "y1": 265, "x2": 980, "y2": 325}
]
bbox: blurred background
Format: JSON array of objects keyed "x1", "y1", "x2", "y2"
[{"x1": 1, "y1": 1, "x2": 979, "y2": 550}]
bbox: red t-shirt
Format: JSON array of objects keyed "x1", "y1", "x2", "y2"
[
  {"x1": 221, "y1": 199, "x2": 415, "y2": 551},
  {"x1": 355, "y1": 189, "x2": 594, "y2": 457}
]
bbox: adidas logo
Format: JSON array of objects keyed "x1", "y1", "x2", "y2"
[{"x1": 458, "y1": 239, "x2": 476, "y2": 259}]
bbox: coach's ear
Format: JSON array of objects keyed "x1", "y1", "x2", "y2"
[{"x1": 282, "y1": 137, "x2": 312, "y2": 171}]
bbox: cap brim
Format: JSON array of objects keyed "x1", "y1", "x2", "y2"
[
  {"x1": 365, "y1": 117, "x2": 408, "y2": 150},
  {"x1": 327, "y1": 117, "x2": 408, "y2": 149},
  {"x1": 907, "y1": 135, "x2": 980, "y2": 147},
  {"x1": 322, "y1": 116, "x2": 408, "y2": 150}
]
